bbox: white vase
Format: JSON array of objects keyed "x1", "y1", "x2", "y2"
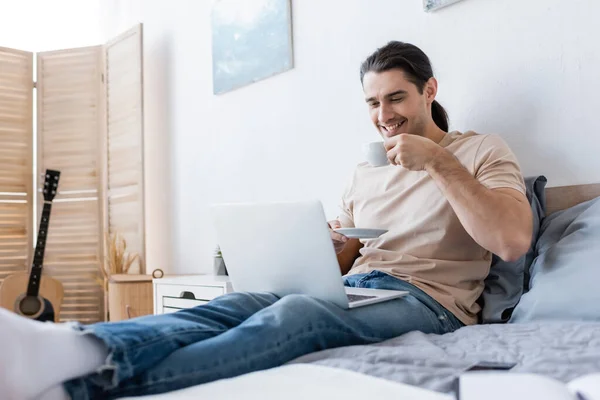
[{"x1": 213, "y1": 257, "x2": 228, "y2": 276}]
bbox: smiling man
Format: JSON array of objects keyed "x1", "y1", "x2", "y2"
[
  {"x1": 0, "y1": 41, "x2": 532, "y2": 400},
  {"x1": 330, "y1": 41, "x2": 533, "y2": 327}
]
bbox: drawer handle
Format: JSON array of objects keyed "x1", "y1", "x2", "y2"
[{"x1": 180, "y1": 291, "x2": 197, "y2": 300}]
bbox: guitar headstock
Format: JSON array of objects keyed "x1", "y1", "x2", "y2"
[{"x1": 43, "y1": 169, "x2": 61, "y2": 202}]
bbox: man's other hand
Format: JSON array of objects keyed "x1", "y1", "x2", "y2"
[{"x1": 328, "y1": 220, "x2": 348, "y2": 253}]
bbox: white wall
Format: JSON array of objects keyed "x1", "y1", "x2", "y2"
[
  {"x1": 100, "y1": 0, "x2": 600, "y2": 275},
  {"x1": 0, "y1": 0, "x2": 102, "y2": 51}
]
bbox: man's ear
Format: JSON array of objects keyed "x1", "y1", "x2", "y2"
[{"x1": 424, "y1": 77, "x2": 438, "y2": 105}]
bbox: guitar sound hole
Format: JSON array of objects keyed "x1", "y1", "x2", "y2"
[{"x1": 19, "y1": 296, "x2": 42, "y2": 316}]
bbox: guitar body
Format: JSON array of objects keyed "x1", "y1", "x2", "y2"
[{"x1": 0, "y1": 272, "x2": 64, "y2": 322}]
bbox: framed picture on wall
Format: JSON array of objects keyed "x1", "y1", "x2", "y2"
[
  {"x1": 211, "y1": 0, "x2": 294, "y2": 94},
  {"x1": 423, "y1": 0, "x2": 465, "y2": 12}
]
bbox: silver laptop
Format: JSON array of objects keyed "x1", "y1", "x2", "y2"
[{"x1": 210, "y1": 200, "x2": 408, "y2": 309}]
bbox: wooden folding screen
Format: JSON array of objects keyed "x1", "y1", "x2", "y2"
[{"x1": 0, "y1": 24, "x2": 144, "y2": 323}]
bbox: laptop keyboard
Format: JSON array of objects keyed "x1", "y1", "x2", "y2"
[{"x1": 347, "y1": 294, "x2": 377, "y2": 303}]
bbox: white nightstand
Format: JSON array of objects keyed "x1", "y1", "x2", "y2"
[{"x1": 153, "y1": 275, "x2": 234, "y2": 315}]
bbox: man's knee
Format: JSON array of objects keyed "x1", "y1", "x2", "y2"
[
  {"x1": 214, "y1": 291, "x2": 278, "y2": 307},
  {"x1": 220, "y1": 291, "x2": 254, "y2": 302},
  {"x1": 276, "y1": 294, "x2": 319, "y2": 310}
]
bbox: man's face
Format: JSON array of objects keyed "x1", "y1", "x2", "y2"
[{"x1": 363, "y1": 69, "x2": 433, "y2": 138}]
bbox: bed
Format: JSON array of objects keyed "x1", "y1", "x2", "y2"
[{"x1": 126, "y1": 182, "x2": 600, "y2": 399}]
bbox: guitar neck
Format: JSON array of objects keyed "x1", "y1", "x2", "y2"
[{"x1": 27, "y1": 202, "x2": 53, "y2": 297}]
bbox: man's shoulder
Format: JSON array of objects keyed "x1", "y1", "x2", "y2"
[
  {"x1": 446, "y1": 131, "x2": 513, "y2": 153},
  {"x1": 447, "y1": 130, "x2": 489, "y2": 142}
]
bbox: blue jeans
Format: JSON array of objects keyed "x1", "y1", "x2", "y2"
[{"x1": 64, "y1": 271, "x2": 463, "y2": 399}]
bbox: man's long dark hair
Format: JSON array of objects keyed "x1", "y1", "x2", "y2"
[{"x1": 360, "y1": 41, "x2": 449, "y2": 132}]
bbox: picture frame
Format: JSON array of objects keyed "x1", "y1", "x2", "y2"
[
  {"x1": 423, "y1": 0, "x2": 465, "y2": 12},
  {"x1": 211, "y1": 0, "x2": 294, "y2": 94}
]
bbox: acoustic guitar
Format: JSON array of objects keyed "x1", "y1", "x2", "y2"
[{"x1": 0, "y1": 169, "x2": 64, "y2": 322}]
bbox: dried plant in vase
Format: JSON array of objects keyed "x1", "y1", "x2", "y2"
[{"x1": 96, "y1": 233, "x2": 140, "y2": 291}]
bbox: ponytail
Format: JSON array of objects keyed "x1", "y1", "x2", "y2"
[{"x1": 431, "y1": 100, "x2": 449, "y2": 132}]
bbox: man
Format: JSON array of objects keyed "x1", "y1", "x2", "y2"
[
  {"x1": 0, "y1": 41, "x2": 532, "y2": 400},
  {"x1": 330, "y1": 41, "x2": 533, "y2": 326}
]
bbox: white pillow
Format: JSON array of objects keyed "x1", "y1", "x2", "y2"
[{"x1": 511, "y1": 196, "x2": 600, "y2": 322}]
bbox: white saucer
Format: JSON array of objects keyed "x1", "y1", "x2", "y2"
[{"x1": 334, "y1": 228, "x2": 388, "y2": 239}]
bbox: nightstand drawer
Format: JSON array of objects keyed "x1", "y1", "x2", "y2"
[
  {"x1": 157, "y1": 284, "x2": 224, "y2": 302},
  {"x1": 153, "y1": 275, "x2": 233, "y2": 315},
  {"x1": 163, "y1": 297, "x2": 208, "y2": 309}
]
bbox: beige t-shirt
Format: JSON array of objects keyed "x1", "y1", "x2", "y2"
[{"x1": 338, "y1": 131, "x2": 526, "y2": 325}]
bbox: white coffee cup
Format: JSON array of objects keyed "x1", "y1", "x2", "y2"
[{"x1": 363, "y1": 141, "x2": 389, "y2": 167}]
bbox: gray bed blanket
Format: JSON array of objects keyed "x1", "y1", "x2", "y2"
[{"x1": 289, "y1": 321, "x2": 600, "y2": 394}]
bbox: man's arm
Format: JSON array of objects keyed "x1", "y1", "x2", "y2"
[
  {"x1": 425, "y1": 149, "x2": 533, "y2": 262},
  {"x1": 336, "y1": 238, "x2": 363, "y2": 275}
]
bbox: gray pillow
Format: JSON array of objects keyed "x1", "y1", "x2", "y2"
[
  {"x1": 479, "y1": 175, "x2": 547, "y2": 324},
  {"x1": 510, "y1": 196, "x2": 600, "y2": 322}
]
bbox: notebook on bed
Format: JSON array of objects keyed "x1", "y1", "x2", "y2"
[{"x1": 459, "y1": 372, "x2": 600, "y2": 400}]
